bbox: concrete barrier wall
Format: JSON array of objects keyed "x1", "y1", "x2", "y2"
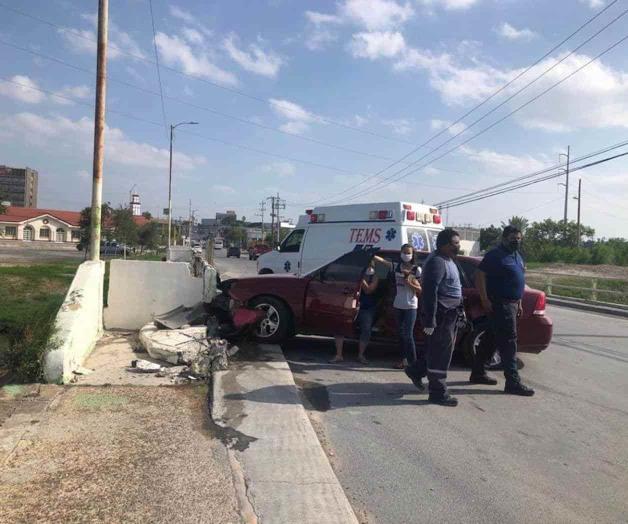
[
  {"x1": 104, "y1": 260, "x2": 204, "y2": 330},
  {"x1": 44, "y1": 260, "x2": 105, "y2": 383}
]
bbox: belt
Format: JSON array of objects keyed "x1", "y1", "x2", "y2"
[{"x1": 491, "y1": 298, "x2": 519, "y2": 304}]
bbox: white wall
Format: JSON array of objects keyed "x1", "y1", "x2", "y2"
[
  {"x1": 104, "y1": 260, "x2": 204, "y2": 330},
  {"x1": 44, "y1": 260, "x2": 105, "y2": 383}
]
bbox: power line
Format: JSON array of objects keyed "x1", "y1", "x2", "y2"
[
  {"x1": 0, "y1": 1, "x2": 417, "y2": 146},
  {"x1": 444, "y1": 150, "x2": 628, "y2": 209},
  {"x1": 147, "y1": 0, "x2": 168, "y2": 141},
  {"x1": 317, "y1": 33, "x2": 628, "y2": 205},
  {"x1": 301, "y1": 0, "x2": 623, "y2": 205},
  {"x1": 0, "y1": 38, "x2": 411, "y2": 164},
  {"x1": 0, "y1": 75, "x2": 372, "y2": 177},
  {"x1": 438, "y1": 138, "x2": 628, "y2": 207}
]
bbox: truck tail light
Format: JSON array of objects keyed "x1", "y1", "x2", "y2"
[
  {"x1": 533, "y1": 292, "x2": 546, "y2": 316},
  {"x1": 433, "y1": 214, "x2": 442, "y2": 224},
  {"x1": 406, "y1": 210, "x2": 416, "y2": 220},
  {"x1": 379, "y1": 210, "x2": 391, "y2": 219}
]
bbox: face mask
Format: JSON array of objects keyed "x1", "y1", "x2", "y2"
[
  {"x1": 401, "y1": 253, "x2": 413, "y2": 263},
  {"x1": 508, "y1": 240, "x2": 521, "y2": 251}
]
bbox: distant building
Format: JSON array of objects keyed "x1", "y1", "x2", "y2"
[
  {"x1": 0, "y1": 206, "x2": 150, "y2": 244},
  {"x1": 130, "y1": 193, "x2": 141, "y2": 216},
  {"x1": 451, "y1": 224, "x2": 481, "y2": 256},
  {"x1": 215, "y1": 210, "x2": 237, "y2": 222},
  {"x1": 0, "y1": 166, "x2": 38, "y2": 207}
]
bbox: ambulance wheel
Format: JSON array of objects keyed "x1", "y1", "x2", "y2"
[
  {"x1": 258, "y1": 268, "x2": 273, "y2": 275},
  {"x1": 250, "y1": 296, "x2": 290, "y2": 343}
]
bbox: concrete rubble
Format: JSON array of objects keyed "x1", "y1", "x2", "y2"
[{"x1": 137, "y1": 322, "x2": 240, "y2": 383}]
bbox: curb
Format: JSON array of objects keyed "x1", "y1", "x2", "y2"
[
  {"x1": 548, "y1": 297, "x2": 628, "y2": 318},
  {"x1": 211, "y1": 344, "x2": 358, "y2": 524}
]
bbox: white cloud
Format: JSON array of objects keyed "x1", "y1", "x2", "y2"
[
  {"x1": 430, "y1": 118, "x2": 467, "y2": 135},
  {"x1": 223, "y1": 34, "x2": 283, "y2": 78},
  {"x1": 382, "y1": 118, "x2": 414, "y2": 135},
  {"x1": 349, "y1": 31, "x2": 406, "y2": 59},
  {"x1": 52, "y1": 85, "x2": 91, "y2": 106},
  {"x1": 269, "y1": 98, "x2": 320, "y2": 123},
  {"x1": 341, "y1": 0, "x2": 414, "y2": 30},
  {"x1": 496, "y1": 22, "x2": 537, "y2": 41},
  {"x1": 169, "y1": 5, "x2": 196, "y2": 25},
  {"x1": 305, "y1": 11, "x2": 343, "y2": 25},
  {"x1": 460, "y1": 146, "x2": 546, "y2": 176},
  {"x1": 419, "y1": 0, "x2": 479, "y2": 10},
  {"x1": 279, "y1": 121, "x2": 310, "y2": 135},
  {"x1": 0, "y1": 76, "x2": 46, "y2": 104},
  {"x1": 182, "y1": 27, "x2": 205, "y2": 45},
  {"x1": 58, "y1": 14, "x2": 145, "y2": 61},
  {"x1": 579, "y1": 0, "x2": 605, "y2": 8},
  {"x1": 155, "y1": 32, "x2": 238, "y2": 86},
  {"x1": 77, "y1": 169, "x2": 90, "y2": 179},
  {"x1": 0, "y1": 112, "x2": 206, "y2": 171},
  {"x1": 262, "y1": 161, "x2": 296, "y2": 177},
  {"x1": 214, "y1": 185, "x2": 236, "y2": 194}
]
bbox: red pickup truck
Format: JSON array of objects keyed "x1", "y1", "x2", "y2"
[{"x1": 222, "y1": 249, "x2": 553, "y2": 364}]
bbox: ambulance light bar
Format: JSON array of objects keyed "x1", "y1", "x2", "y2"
[{"x1": 369, "y1": 210, "x2": 393, "y2": 220}]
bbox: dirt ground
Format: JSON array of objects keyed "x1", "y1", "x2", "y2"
[
  {"x1": 531, "y1": 263, "x2": 628, "y2": 280},
  {"x1": 0, "y1": 385, "x2": 240, "y2": 523}
]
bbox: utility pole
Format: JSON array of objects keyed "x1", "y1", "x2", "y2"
[
  {"x1": 266, "y1": 194, "x2": 286, "y2": 246},
  {"x1": 561, "y1": 146, "x2": 570, "y2": 234},
  {"x1": 256, "y1": 200, "x2": 266, "y2": 242},
  {"x1": 267, "y1": 195, "x2": 276, "y2": 245},
  {"x1": 276, "y1": 193, "x2": 286, "y2": 245},
  {"x1": 89, "y1": 0, "x2": 109, "y2": 261},
  {"x1": 574, "y1": 178, "x2": 582, "y2": 247}
]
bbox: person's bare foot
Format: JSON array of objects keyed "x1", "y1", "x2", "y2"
[{"x1": 329, "y1": 355, "x2": 344, "y2": 363}]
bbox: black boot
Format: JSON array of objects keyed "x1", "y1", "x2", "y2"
[
  {"x1": 404, "y1": 367, "x2": 425, "y2": 391},
  {"x1": 504, "y1": 382, "x2": 535, "y2": 396},
  {"x1": 469, "y1": 374, "x2": 498, "y2": 385},
  {"x1": 428, "y1": 394, "x2": 458, "y2": 407}
]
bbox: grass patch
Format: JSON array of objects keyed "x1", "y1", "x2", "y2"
[
  {"x1": 0, "y1": 262, "x2": 79, "y2": 383},
  {"x1": 526, "y1": 274, "x2": 628, "y2": 305}
]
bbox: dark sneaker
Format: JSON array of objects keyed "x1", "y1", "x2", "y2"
[
  {"x1": 469, "y1": 374, "x2": 498, "y2": 385},
  {"x1": 404, "y1": 368, "x2": 425, "y2": 391},
  {"x1": 429, "y1": 394, "x2": 458, "y2": 407},
  {"x1": 504, "y1": 382, "x2": 535, "y2": 396}
]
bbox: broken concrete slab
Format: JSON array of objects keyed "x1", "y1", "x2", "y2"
[
  {"x1": 139, "y1": 324, "x2": 208, "y2": 365},
  {"x1": 153, "y1": 303, "x2": 208, "y2": 330}
]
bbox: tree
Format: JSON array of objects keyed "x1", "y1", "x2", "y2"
[
  {"x1": 0, "y1": 191, "x2": 8, "y2": 214},
  {"x1": 138, "y1": 222, "x2": 159, "y2": 253},
  {"x1": 479, "y1": 225, "x2": 501, "y2": 251},
  {"x1": 526, "y1": 218, "x2": 594, "y2": 248},
  {"x1": 501, "y1": 215, "x2": 529, "y2": 234},
  {"x1": 142, "y1": 211, "x2": 153, "y2": 220},
  {"x1": 78, "y1": 203, "x2": 112, "y2": 255},
  {"x1": 112, "y1": 207, "x2": 139, "y2": 249},
  {"x1": 223, "y1": 225, "x2": 247, "y2": 247}
]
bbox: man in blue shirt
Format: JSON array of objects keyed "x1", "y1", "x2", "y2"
[
  {"x1": 471, "y1": 225, "x2": 534, "y2": 396},
  {"x1": 421, "y1": 228, "x2": 463, "y2": 406}
]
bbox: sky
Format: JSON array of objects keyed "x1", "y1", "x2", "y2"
[{"x1": 0, "y1": 0, "x2": 627, "y2": 238}]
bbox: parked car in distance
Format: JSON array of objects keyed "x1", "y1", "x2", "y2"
[
  {"x1": 248, "y1": 244, "x2": 271, "y2": 261},
  {"x1": 221, "y1": 249, "x2": 553, "y2": 365},
  {"x1": 227, "y1": 246, "x2": 241, "y2": 258}
]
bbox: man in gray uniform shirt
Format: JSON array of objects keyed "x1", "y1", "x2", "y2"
[{"x1": 421, "y1": 228, "x2": 463, "y2": 407}]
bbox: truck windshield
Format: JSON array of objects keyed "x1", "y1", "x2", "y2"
[{"x1": 280, "y1": 229, "x2": 304, "y2": 253}]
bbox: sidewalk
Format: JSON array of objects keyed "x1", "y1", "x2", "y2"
[
  {"x1": 212, "y1": 344, "x2": 358, "y2": 524},
  {"x1": 0, "y1": 384, "x2": 239, "y2": 523}
]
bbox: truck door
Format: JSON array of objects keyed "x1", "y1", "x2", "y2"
[
  {"x1": 304, "y1": 249, "x2": 374, "y2": 337},
  {"x1": 278, "y1": 228, "x2": 305, "y2": 274}
]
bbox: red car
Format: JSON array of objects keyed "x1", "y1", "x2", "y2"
[
  {"x1": 248, "y1": 244, "x2": 271, "y2": 261},
  {"x1": 223, "y1": 249, "x2": 553, "y2": 364}
]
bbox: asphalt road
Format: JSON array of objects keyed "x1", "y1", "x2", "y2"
[
  {"x1": 211, "y1": 248, "x2": 259, "y2": 278},
  {"x1": 0, "y1": 241, "x2": 84, "y2": 264},
  {"x1": 214, "y1": 254, "x2": 628, "y2": 524}
]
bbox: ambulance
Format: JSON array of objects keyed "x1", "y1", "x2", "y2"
[{"x1": 256, "y1": 202, "x2": 444, "y2": 276}]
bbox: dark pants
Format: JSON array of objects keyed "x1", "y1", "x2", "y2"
[
  {"x1": 395, "y1": 308, "x2": 425, "y2": 377},
  {"x1": 425, "y1": 308, "x2": 458, "y2": 398},
  {"x1": 473, "y1": 301, "x2": 520, "y2": 384}
]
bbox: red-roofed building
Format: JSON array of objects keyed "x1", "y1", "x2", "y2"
[{"x1": 0, "y1": 207, "x2": 150, "y2": 243}]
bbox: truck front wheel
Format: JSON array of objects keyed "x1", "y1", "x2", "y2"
[
  {"x1": 258, "y1": 268, "x2": 273, "y2": 275},
  {"x1": 249, "y1": 296, "x2": 290, "y2": 343}
]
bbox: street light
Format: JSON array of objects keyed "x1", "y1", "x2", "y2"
[{"x1": 168, "y1": 121, "x2": 199, "y2": 249}]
